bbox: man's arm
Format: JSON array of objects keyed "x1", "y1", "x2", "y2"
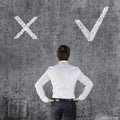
[
  {"x1": 77, "y1": 68, "x2": 94, "y2": 101},
  {"x1": 35, "y1": 69, "x2": 50, "y2": 103}
]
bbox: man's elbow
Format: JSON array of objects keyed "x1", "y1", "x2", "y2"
[
  {"x1": 90, "y1": 81, "x2": 94, "y2": 88},
  {"x1": 35, "y1": 83, "x2": 38, "y2": 89}
]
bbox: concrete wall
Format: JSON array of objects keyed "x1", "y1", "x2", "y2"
[{"x1": 0, "y1": 0, "x2": 120, "y2": 120}]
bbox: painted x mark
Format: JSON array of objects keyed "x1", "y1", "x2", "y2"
[
  {"x1": 14, "y1": 16, "x2": 38, "y2": 39},
  {"x1": 75, "y1": 6, "x2": 109, "y2": 42}
]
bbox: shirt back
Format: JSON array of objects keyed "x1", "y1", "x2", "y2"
[{"x1": 47, "y1": 60, "x2": 80, "y2": 99}]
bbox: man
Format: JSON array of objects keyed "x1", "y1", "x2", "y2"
[{"x1": 35, "y1": 44, "x2": 94, "y2": 120}]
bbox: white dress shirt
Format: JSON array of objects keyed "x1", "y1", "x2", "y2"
[{"x1": 35, "y1": 60, "x2": 94, "y2": 103}]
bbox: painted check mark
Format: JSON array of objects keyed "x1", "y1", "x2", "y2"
[
  {"x1": 14, "y1": 16, "x2": 38, "y2": 39},
  {"x1": 75, "y1": 6, "x2": 109, "y2": 42}
]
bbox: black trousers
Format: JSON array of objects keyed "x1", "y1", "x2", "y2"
[{"x1": 49, "y1": 99, "x2": 76, "y2": 120}]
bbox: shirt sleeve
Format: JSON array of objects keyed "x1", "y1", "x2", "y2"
[
  {"x1": 77, "y1": 68, "x2": 94, "y2": 101},
  {"x1": 35, "y1": 68, "x2": 50, "y2": 103}
]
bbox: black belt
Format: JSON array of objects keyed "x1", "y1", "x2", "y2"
[{"x1": 52, "y1": 98, "x2": 74, "y2": 102}]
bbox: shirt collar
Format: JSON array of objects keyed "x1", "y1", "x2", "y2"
[{"x1": 59, "y1": 60, "x2": 68, "y2": 64}]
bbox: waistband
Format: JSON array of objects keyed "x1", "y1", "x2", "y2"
[{"x1": 52, "y1": 98, "x2": 74, "y2": 102}]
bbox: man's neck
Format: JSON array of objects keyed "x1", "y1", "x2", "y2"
[{"x1": 59, "y1": 60, "x2": 68, "y2": 63}]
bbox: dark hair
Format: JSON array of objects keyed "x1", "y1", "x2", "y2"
[{"x1": 57, "y1": 45, "x2": 70, "y2": 61}]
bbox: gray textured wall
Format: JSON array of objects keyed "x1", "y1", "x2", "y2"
[{"x1": 0, "y1": 0, "x2": 120, "y2": 120}]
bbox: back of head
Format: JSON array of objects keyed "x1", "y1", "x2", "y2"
[{"x1": 57, "y1": 45, "x2": 70, "y2": 61}]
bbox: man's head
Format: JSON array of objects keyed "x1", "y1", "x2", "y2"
[{"x1": 57, "y1": 45, "x2": 70, "y2": 61}]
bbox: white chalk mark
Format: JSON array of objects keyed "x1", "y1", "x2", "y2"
[
  {"x1": 75, "y1": 6, "x2": 109, "y2": 42},
  {"x1": 14, "y1": 16, "x2": 38, "y2": 39}
]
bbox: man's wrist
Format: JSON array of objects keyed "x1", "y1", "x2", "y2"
[
  {"x1": 47, "y1": 99, "x2": 54, "y2": 105},
  {"x1": 73, "y1": 98, "x2": 80, "y2": 102}
]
